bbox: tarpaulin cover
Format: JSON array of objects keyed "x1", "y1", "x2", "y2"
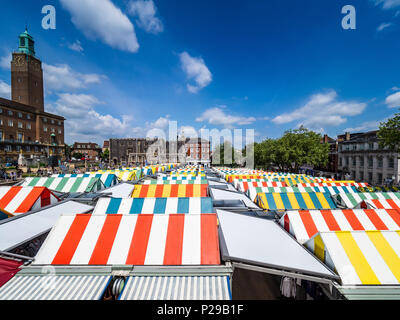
[
  {"x1": 92, "y1": 170, "x2": 139, "y2": 181},
  {"x1": 132, "y1": 184, "x2": 208, "y2": 198},
  {"x1": 0, "y1": 186, "x2": 59, "y2": 215},
  {"x1": 0, "y1": 274, "x2": 111, "y2": 300},
  {"x1": 281, "y1": 209, "x2": 400, "y2": 244},
  {"x1": 305, "y1": 230, "x2": 400, "y2": 285},
  {"x1": 0, "y1": 257, "x2": 22, "y2": 288},
  {"x1": 119, "y1": 276, "x2": 231, "y2": 300},
  {"x1": 22, "y1": 177, "x2": 105, "y2": 193},
  {"x1": 33, "y1": 214, "x2": 220, "y2": 266},
  {"x1": 92, "y1": 197, "x2": 214, "y2": 214},
  {"x1": 256, "y1": 192, "x2": 337, "y2": 210},
  {"x1": 52, "y1": 173, "x2": 118, "y2": 188},
  {"x1": 333, "y1": 192, "x2": 400, "y2": 209}
]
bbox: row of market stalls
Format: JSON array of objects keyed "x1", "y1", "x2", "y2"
[
  {"x1": 0, "y1": 164, "x2": 235, "y2": 300},
  {"x1": 211, "y1": 167, "x2": 400, "y2": 299},
  {"x1": 2, "y1": 163, "x2": 400, "y2": 300}
]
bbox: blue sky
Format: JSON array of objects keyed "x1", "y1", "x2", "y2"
[{"x1": 0, "y1": 0, "x2": 400, "y2": 145}]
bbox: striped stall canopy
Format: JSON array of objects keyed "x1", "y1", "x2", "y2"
[
  {"x1": 159, "y1": 176, "x2": 204, "y2": 180},
  {"x1": 246, "y1": 186, "x2": 358, "y2": 202},
  {"x1": 119, "y1": 276, "x2": 231, "y2": 300},
  {"x1": 22, "y1": 176, "x2": 106, "y2": 193},
  {"x1": 0, "y1": 275, "x2": 111, "y2": 300},
  {"x1": 333, "y1": 192, "x2": 400, "y2": 209},
  {"x1": 236, "y1": 181, "x2": 288, "y2": 192},
  {"x1": 52, "y1": 173, "x2": 118, "y2": 188},
  {"x1": 255, "y1": 192, "x2": 337, "y2": 211},
  {"x1": 33, "y1": 214, "x2": 220, "y2": 266},
  {"x1": 0, "y1": 208, "x2": 12, "y2": 221},
  {"x1": 305, "y1": 230, "x2": 400, "y2": 285},
  {"x1": 144, "y1": 179, "x2": 208, "y2": 185},
  {"x1": 0, "y1": 186, "x2": 59, "y2": 216},
  {"x1": 92, "y1": 197, "x2": 214, "y2": 215},
  {"x1": 281, "y1": 209, "x2": 400, "y2": 244},
  {"x1": 132, "y1": 184, "x2": 208, "y2": 198},
  {"x1": 297, "y1": 182, "x2": 368, "y2": 188}
]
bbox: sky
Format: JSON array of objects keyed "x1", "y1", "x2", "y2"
[{"x1": 0, "y1": 0, "x2": 400, "y2": 146}]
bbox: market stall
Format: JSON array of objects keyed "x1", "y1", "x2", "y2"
[
  {"x1": 92, "y1": 197, "x2": 214, "y2": 215},
  {"x1": 131, "y1": 184, "x2": 208, "y2": 198},
  {"x1": 22, "y1": 177, "x2": 106, "y2": 193}
]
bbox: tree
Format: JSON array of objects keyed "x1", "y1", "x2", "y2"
[
  {"x1": 100, "y1": 148, "x2": 110, "y2": 162},
  {"x1": 378, "y1": 111, "x2": 400, "y2": 151},
  {"x1": 72, "y1": 152, "x2": 83, "y2": 159},
  {"x1": 253, "y1": 126, "x2": 329, "y2": 172},
  {"x1": 212, "y1": 141, "x2": 241, "y2": 167}
]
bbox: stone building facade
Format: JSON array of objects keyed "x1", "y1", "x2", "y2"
[{"x1": 337, "y1": 131, "x2": 399, "y2": 185}]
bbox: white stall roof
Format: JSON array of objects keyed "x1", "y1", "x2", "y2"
[
  {"x1": 216, "y1": 210, "x2": 338, "y2": 280},
  {"x1": 0, "y1": 274, "x2": 110, "y2": 300},
  {"x1": 99, "y1": 183, "x2": 135, "y2": 198},
  {"x1": 0, "y1": 200, "x2": 94, "y2": 251},
  {"x1": 119, "y1": 276, "x2": 231, "y2": 300},
  {"x1": 210, "y1": 188, "x2": 259, "y2": 209}
]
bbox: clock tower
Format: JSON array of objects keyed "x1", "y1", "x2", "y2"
[{"x1": 11, "y1": 28, "x2": 44, "y2": 112}]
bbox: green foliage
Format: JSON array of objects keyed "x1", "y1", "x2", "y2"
[
  {"x1": 253, "y1": 126, "x2": 329, "y2": 172},
  {"x1": 378, "y1": 111, "x2": 400, "y2": 152},
  {"x1": 212, "y1": 141, "x2": 241, "y2": 167}
]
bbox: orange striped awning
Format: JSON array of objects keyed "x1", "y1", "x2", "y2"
[{"x1": 131, "y1": 184, "x2": 209, "y2": 198}]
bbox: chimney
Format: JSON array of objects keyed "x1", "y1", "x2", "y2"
[{"x1": 345, "y1": 132, "x2": 350, "y2": 141}]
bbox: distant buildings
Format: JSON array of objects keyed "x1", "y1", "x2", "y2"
[
  {"x1": 0, "y1": 29, "x2": 65, "y2": 163},
  {"x1": 108, "y1": 137, "x2": 211, "y2": 166},
  {"x1": 337, "y1": 130, "x2": 399, "y2": 185},
  {"x1": 71, "y1": 142, "x2": 101, "y2": 161}
]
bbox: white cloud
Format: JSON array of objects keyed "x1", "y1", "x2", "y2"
[
  {"x1": 344, "y1": 120, "x2": 381, "y2": 133},
  {"x1": 373, "y1": 0, "x2": 400, "y2": 9},
  {"x1": 385, "y1": 91, "x2": 400, "y2": 108},
  {"x1": 47, "y1": 93, "x2": 134, "y2": 143},
  {"x1": 68, "y1": 40, "x2": 84, "y2": 53},
  {"x1": 128, "y1": 0, "x2": 163, "y2": 34},
  {"x1": 0, "y1": 53, "x2": 11, "y2": 70},
  {"x1": 60, "y1": 0, "x2": 139, "y2": 53},
  {"x1": 196, "y1": 106, "x2": 256, "y2": 127},
  {"x1": 377, "y1": 22, "x2": 393, "y2": 31},
  {"x1": 43, "y1": 63, "x2": 105, "y2": 92},
  {"x1": 0, "y1": 80, "x2": 11, "y2": 99},
  {"x1": 179, "y1": 51, "x2": 212, "y2": 93},
  {"x1": 272, "y1": 90, "x2": 367, "y2": 129}
]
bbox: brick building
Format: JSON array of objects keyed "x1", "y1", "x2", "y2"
[
  {"x1": 184, "y1": 138, "x2": 211, "y2": 165},
  {"x1": 71, "y1": 142, "x2": 101, "y2": 161},
  {"x1": 0, "y1": 29, "x2": 65, "y2": 163}
]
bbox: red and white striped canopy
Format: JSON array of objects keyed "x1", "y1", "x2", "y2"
[
  {"x1": 0, "y1": 186, "x2": 59, "y2": 215},
  {"x1": 33, "y1": 214, "x2": 220, "y2": 266},
  {"x1": 280, "y1": 209, "x2": 400, "y2": 244}
]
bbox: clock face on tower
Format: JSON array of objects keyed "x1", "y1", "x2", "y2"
[{"x1": 13, "y1": 55, "x2": 26, "y2": 67}]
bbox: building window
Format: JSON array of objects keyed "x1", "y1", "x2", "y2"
[
  {"x1": 27, "y1": 123, "x2": 31, "y2": 130},
  {"x1": 0, "y1": 108, "x2": 2, "y2": 113},
  {"x1": 27, "y1": 114, "x2": 31, "y2": 120},
  {"x1": 377, "y1": 157, "x2": 383, "y2": 168},
  {"x1": 378, "y1": 173, "x2": 383, "y2": 184},
  {"x1": 369, "y1": 143, "x2": 374, "y2": 150},
  {"x1": 51, "y1": 119, "x2": 54, "y2": 124},
  {"x1": 8, "y1": 120, "x2": 13, "y2": 127},
  {"x1": 359, "y1": 156, "x2": 364, "y2": 167},
  {"x1": 8, "y1": 110, "x2": 12, "y2": 116},
  {"x1": 44, "y1": 126, "x2": 47, "y2": 132},
  {"x1": 0, "y1": 130, "x2": 3, "y2": 141},
  {"x1": 18, "y1": 122, "x2": 23, "y2": 129},
  {"x1": 352, "y1": 157, "x2": 356, "y2": 166},
  {"x1": 43, "y1": 117, "x2": 47, "y2": 123},
  {"x1": 51, "y1": 128, "x2": 55, "y2": 133},
  {"x1": 368, "y1": 172, "x2": 373, "y2": 182},
  {"x1": 368, "y1": 156, "x2": 373, "y2": 168},
  {"x1": 58, "y1": 129, "x2": 61, "y2": 134},
  {"x1": 359, "y1": 171, "x2": 364, "y2": 181},
  {"x1": 26, "y1": 146, "x2": 30, "y2": 152},
  {"x1": 17, "y1": 133, "x2": 23, "y2": 142},
  {"x1": 58, "y1": 121, "x2": 61, "y2": 125},
  {"x1": 18, "y1": 112, "x2": 22, "y2": 118},
  {"x1": 5, "y1": 145, "x2": 12, "y2": 152},
  {"x1": 388, "y1": 157, "x2": 395, "y2": 168},
  {"x1": 16, "y1": 146, "x2": 21, "y2": 152},
  {"x1": 0, "y1": 119, "x2": 2, "y2": 126}
]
